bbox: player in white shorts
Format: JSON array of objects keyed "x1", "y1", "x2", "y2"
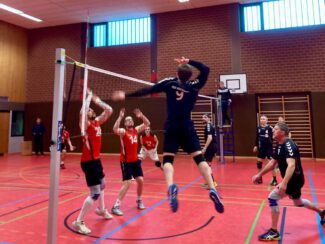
[{"x1": 138, "y1": 127, "x2": 162, "y2": 168}]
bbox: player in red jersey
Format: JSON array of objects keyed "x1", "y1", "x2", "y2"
[
  {"x1": 59, "y1": 125, "x2": 76, "y2": 169},
  {"x1": 139, "y1": 126, "x2": 162, "y2": 169},
  {"x1": 72, "y1": 90, "x2": 113, "y2": 235},
  {"x1": 111, "y1": 108, "x2": 150, "y2": 216}
]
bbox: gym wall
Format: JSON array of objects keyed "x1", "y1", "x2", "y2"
[{"x1": 3, "y1": 3, "x2": 325, "y2": 157}]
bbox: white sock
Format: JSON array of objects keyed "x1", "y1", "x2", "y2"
[
  {"x1": 98, "y1": 190, "x2": 105, "y2": 211},
  {"x1": 77, "y1": 196, "x2": 94, "y2": 222},
  {"x1": 114, "y1": 199, "x2": 121, "y2": 207}
]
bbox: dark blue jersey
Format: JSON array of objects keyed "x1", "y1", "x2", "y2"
[
  {"x1": 217, "y1": 87, "x2": 231, "y2": 101},
  {"x1": 126, "y1": 60, "x2": 210, "y2": 121},
  {"x1": 204, "y1": 122, "x2": 217, "y2": 145},
  {"x1": 255, "y1": 125, "x2": 273, "y2": 149},
  {"x1": 274, "y1": 138, "x2": 304, "y2": 184}
]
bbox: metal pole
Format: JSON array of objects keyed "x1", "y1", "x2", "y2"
[
  {"x1": 217, "y1": 96, "x2": 225, "y2": 164},
  {"x1": 47, "y1": 48, "x2": 65, "y2": 244}
]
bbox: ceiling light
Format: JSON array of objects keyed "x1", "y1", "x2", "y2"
[
  {"x1": 20, "y1": 13, "x2": 42, "y2": 22},
  {"x1": 0, "y1": 3, "x2": 22, "y2": 14},
  {"x1": 0, "y1": 3, "x2": 42, "y2": 22},
  {"x1": 178, "y1": 0, "x2": 189, "y2": 3}
]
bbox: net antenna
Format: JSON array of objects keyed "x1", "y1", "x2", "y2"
[
  {"x1": 81, "y1": 68, "x2": 89, "y2": 136},
  {"x1": 80, "y1": 13, "x2": 91, "y2": 136}
]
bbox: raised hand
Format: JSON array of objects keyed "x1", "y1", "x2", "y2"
[
  {"x1": 119, "y1": 108, "x2": 125, "y2": 118},
  {"x1": 174, "y1": 57, "x2": 189, "y2": 64},
  {"x1": 133, "y1": 108, "x2": 143, "y2": 118}
]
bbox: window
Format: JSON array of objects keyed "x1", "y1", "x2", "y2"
[
  {"x1": 11, "y1": 111, "x2": 24, "y2": 137},
  {"x1": 241, "y1": 0, "x2": 325, "y2": 32},
  {"x1": 92, "y1": 17, "x2": 151, "y2": 47},
  {"x1": 93, "y1": 23, "x2": 107, "y2": 47},
  {"x1": 243, "y1": 4, "x2": 261, "y2": 31}
]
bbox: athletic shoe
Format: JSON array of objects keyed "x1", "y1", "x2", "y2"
[
  {"x1": 72, "y1": 220, "x2": 91, "y2": 235},
  {"x1": 258, "y1": 228, "x2": 281, "y2": 241},
  {"x1": 168, "y1": 184, "x2": 178, "y2": 212},
  {"x1": 111, "y1": 206, "x2": 124, "y2": 216},
  {"x1": 60, "y1": 164, "x2": 66, "y2": 169},
  {"x1": 270, "y1": 178, "x2": 278, "y2": 186},
  {"x1": 209, "y1": 189, "x2": 224, "y2": 213},
  {"x1": 95, "y1": 208, "x2": 113, "y2": 219},
  {"x1": 320, "y1": 209, "x2": 325, "y2": 225},
  {"x1": 136, "y1": 200, "x2": 145, "y2": 210}
]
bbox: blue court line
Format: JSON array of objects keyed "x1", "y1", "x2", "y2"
[
  {"x1": 278, "y1": 207, "x2": 286, "y2": 244},
  {"x1": 308, "y1": 169, "x2": 325, "y2": 244},
  {"x1": 0, "y1": 191, "x2": 48, "y2": 209},
  {"x1": 92, "y1": 169, "x2": 216, "y2": 244}
]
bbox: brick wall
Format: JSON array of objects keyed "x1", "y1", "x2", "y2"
[
  {"x1": 241, "y1": 27, "x2": 325, "y2": 93},
  {"x1": 156, "y1": 5, "x2": 233, "y2": 96},
  {"x1": 86, "y1": 44, "x2": 151, "y2": 99},
  {"x1": 26, "y1": 4, "x2": 325, "y2": 99},
  {"x1": 27, "y1": 24, "x2": 83, "y2": 102},
  {"x1": 23, "y1": 4, "x2": 325, "y2": 157}
]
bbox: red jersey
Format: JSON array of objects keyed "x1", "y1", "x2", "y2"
[
  {"x1": 61, "y1": 130, "x2": 70, "y2": 143},
  {"x1": 141, "y1": 134, "x2": 157, "y2": 150},
  {"x1": 120, "y1": 128, "x2": 138, "y2": 163},
  {"x1": 81, "y1": 120, "x2": 102, "y2": 162}
]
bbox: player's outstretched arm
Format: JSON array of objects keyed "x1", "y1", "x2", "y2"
[
  {"x1": 134, "y1": 109, "x2": 150, "y2": 133},
  {"x1": 113, "y1": 108, "x2": 126, "y2": 136},
  {"x1": 79, "y1": 90, "x2": 92, "y2": 131},
  {"x1": 92, "y1": 93, "x2": 113, "y2": 125}
]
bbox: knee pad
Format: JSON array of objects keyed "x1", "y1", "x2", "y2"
[
  {"x1": 163, "y1": 155, "x2": 174, "y2": 165},
  {"x1": 155, "y1": 161, "x2": 162, "y2": 168},
  {"x1": 193, "y1": 154, "x2": 205, "y2": 165},
  {"x1": 268, "y1": 197, "x2": 278, "y2": 207},
  {"x1": 257, "y1": 161, "x2": 263, "y2": 169},
  {"x1": 268, "y1": 197, "x2": 279, "y2": 213},
  {"x1": 90, "y1": 185, "x2": 101, "y2": 201},
  {"x1": 91, "y1": 193, "x2": 100, "y2": 201}
]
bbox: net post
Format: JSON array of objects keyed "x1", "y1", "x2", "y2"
[{"x1": 47, "y1": 48, "x2": 65, "y2": 244}]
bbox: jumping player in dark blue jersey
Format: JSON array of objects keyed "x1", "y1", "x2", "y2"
[
  {"x1": 252, "y1": 122, "x2": 325, "y2": 241},
  {"x1": 112, "y1": 57, "x2": 224, "y2": 214}
]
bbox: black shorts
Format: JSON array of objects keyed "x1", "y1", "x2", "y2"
[
  {"x1": 81, "y1": 159, "x2": 105, "y2": 187},
  {"x1": 163, "y1": 120, "x2": 201, "y2": 154},
  {"x1": 286, "y1": 178, "x2": 305, "y2": 199},
  {"x1": 120, "y1": 160, "x2": 143, "y2": 181},
  {"x1": 204, "y1": 144, "x2": 217, "y2": 162},
  {"x1": 257, "y1": 146, "x2": 273, "y2": 159}
]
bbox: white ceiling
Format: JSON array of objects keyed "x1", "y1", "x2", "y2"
[{"x1": 0, "y1": 0, "x2": 261, "y2": 29}]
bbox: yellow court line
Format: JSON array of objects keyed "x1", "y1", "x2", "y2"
[{"x1": 0, "y1": 192, "x2": 87, "y2": 226}]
